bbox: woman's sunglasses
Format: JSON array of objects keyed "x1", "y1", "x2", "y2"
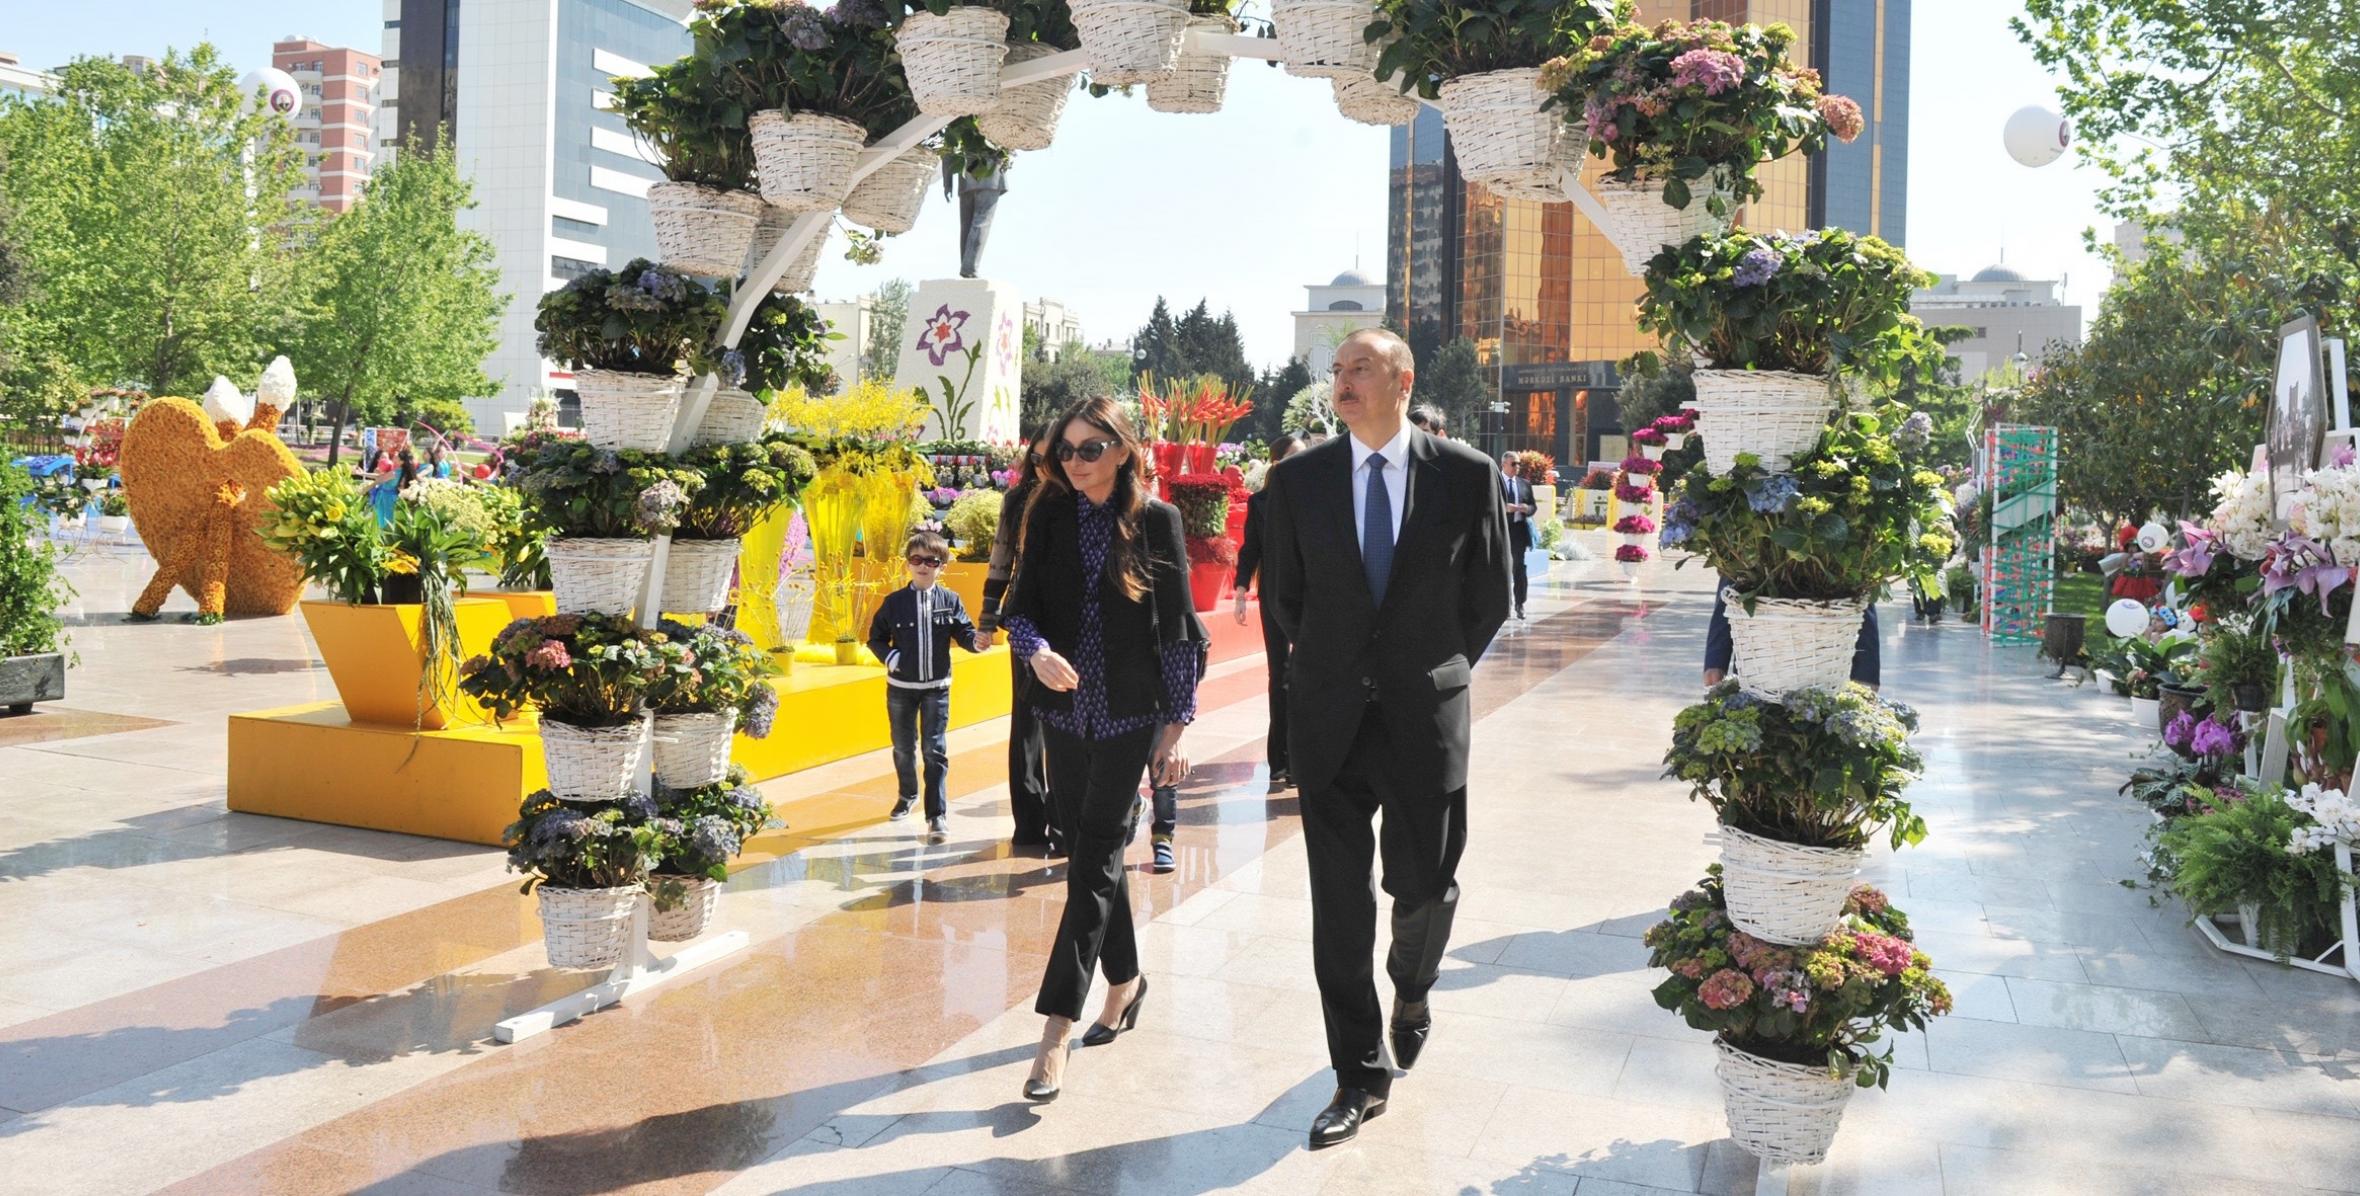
[{"x1": 1054, "y1": 437, "x2": 1121, "y2": 464}]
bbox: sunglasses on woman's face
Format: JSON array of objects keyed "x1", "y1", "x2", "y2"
[
  {"x1": 1055, "y1": 437, "x2": 1120, "y2": 464},
  {"x1": 907, "y1": 555, "x2": 944, "y2": 568}
]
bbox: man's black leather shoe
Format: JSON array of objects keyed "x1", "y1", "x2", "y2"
[
  {"x1": 1308, "y1": 1086, "x2": 1386, "y2": 1149},
  {"x1": 1390, "y1": 1000, "x2": 1432, "y2": 1071}
]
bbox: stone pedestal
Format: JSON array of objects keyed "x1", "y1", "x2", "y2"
[{"x1": 894, "y1": 278, "x2": 1021, "y2": 442}]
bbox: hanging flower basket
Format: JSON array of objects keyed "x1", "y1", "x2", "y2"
[
  {"x1": 749, "y1": 110, "x2": 865, "y2": 212},
  {"x1": 660, "y1": 537, "x2": 741, "y2": 616},
  {"x1": 574, "y1": 369, "x2": 682, "y2": 453},
  {"x1": 545, "y1": 537, "x2": 655, "y2": 616},
  {"x1": 646, "y1": 182, "x2": 765, "y2": 279},
  {"x1": 1070, "y1": 0, "x2": 1191, "y2": 86},
  {"x1": 692, "y1": 389, "x2": 769, "y2": 449},
  {"x1": 978, "y1": 42, "x2": 1075, "y2": 150},
  {"x1": 1274, "y1": 0, "x2": 1376, "y2": 78},
  {"x1": 1438, "y1": 68, "x2": 1571, "y2": 203},
  {"x1": 1721, "y1": 587, "x2": 1868, "y2": 698},
  {"x1": 776, "y1": 570, "x2": 817, "y2": 645},
  {"x1": 895, "y1": 7, "x2": 1012, "y2": 117},
  {"x1": 1592, "y1": 175, "x2": 1735, "y2": 275},
  {"x1": 537, "y1": 885, "x2": 641, "y2": 969},
  {"x1": 652, "y1": 709, "x2": 738, "y2": 789},
  {"x1": 749, "y1": 208, "x2": 828, "y2": 295},
  {"x1": 841, "y1": 148, "x2": 937, "y2": 235},
  {"x1": 1333, "y1": 73, "x2": 1418, "y2": 126},
  {"x1": 1717, "y1": 824, "x2": 1862, "y2": 945},
  {"x1": 1689, "y1": 369, "x2": 1836, "y2": 475},
  {"x1": 1715, "y1": 1037, "x2": 1857, "y2": 1165},
  {"x1": 646, "y1": 876, "x2": 720, "y2": 942},
  {"x1": 1147, "y1": 15, "x2": 1239, "y2": 113},
  {"x1": 540, "y1": 714, "x2": 650, "y2": 802}
]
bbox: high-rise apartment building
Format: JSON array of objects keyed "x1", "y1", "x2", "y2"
[
  {"x1": 381, "y1": 0, "x2": 691, "y2": 430},
  {"x1": 1388, "y1": 0, "x2": 1912, "y2": 467},
  {"x1": 272, "y1": 38, "x2": 383, "y2": 212}
]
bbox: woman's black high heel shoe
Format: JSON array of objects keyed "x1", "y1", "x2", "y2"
[{"x1": 1080, "y1": 975, "x2": 1148, "y2": 1047}]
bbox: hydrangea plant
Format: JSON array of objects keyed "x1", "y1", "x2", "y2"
[
  {"x1": 514, "y1": 440, "x2": 704, "y2": 540},
  {"x1": 533, "y1": 259, "x2": 727, "y2": 375},
  {"x1": 650, "y1": 619, "x2": 783, "y2": 737},
  {"x1": 1637, "y1": 228, "x2": 1931, "y2": 379},
  {"x1": 504, "y1": 789, "x2": 667, "y2": 892},
  {"x1": 1665, "y1": 680, "x2": 1927, "y2": 851},
  {"x1": 460, "y1": 613, "x2": 683, "y2": 727}
]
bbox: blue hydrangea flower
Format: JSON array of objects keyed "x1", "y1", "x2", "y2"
[
  {"x1": 718, "y1": 349, "x2": 748, "y2": 389},
  {"x1": 1743, "y1": 474, "x2": 1800, "y2": 514},
  {"x1": 684, "y1": 814, "x2": 740, "y2": 864},
  {"x1": 1895, "y1": 411, "x2": 1933, "y2": 450},
  {"x1": 1660, "y1": 497, "x2": 1700, "y2": 548},
  {"x1": 1732, "y1": 246, "x2": 1784, "y2": 288},
  {"x1": 743, "y1": 683, "x2": 779, "y2": 739}
]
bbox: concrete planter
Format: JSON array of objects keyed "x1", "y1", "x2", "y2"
[{"x1": 0, "y1": 652, "x2": 67, "y2": 715}]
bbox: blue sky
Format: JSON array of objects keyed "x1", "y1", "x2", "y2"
[{"x1": 8, "y1": 0, "x2": 2115, "y2": 368}]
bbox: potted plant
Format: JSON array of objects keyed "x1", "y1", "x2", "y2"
[
  {"x1": 693, "y1": 294, "x2": 838, "y2": 448},
  {"x1": 649, "y1": 621, "x2": 782, "y2": 788},
  {"x1": 2121, "y1": 636, "x2": 2193, "y2": 733},
  {"x1": 534, "y1": 259, "x2": 725, "y2": 452},
  {"x1": 647, "y1": 765, "x2": 777, "y2": 941},
  {"x1": 2199, "y1": 617, "x2": 2280, "y2": 715},
  {"x1": 1613, "y1": 512, "x2": 1656, "y2": 546},
  {"x1": 1272, "y1": 0, "x2": 1378, "y2": 78},
  {"x1": 1616, "y1": 541, "x2": 1650, "y2": 579},
  {"x1": 668, "y1": 435, "x2": 817, "y2": 614},
  {"x1": 1540, "y1": 18, "x2": 1863, "y2": 271},
  {"x1": 1171, "y1": 472, "x2": 1235, "y2": 611},
  {"x1": 93, "y1": 489, "x2": 131, "y2": 534},
  {"x1": 697, "y1": 0, "x2": 914, "y2": 212},
  {"x1": 613, "y1": 54, "x2": 765, "y2": 278},
  {"x1": 1365, "y1": 0, "x2": 1626, "y2": 199},
  {"x1": 1631, "y1": 425, "x2": 1667, "y2": 461},
  {"x1": 1665, "y1": 680, "x2": 1927, "y2": 943},
  {"x1": 461, "y1": 612, "x2": 679, "y2": 800},
  {"x1": 1654, "y1": 412, "x2": 1695, "y2": 451},
  {"x1": 514, "y1": 440, "x2": 702, "y2": 616},
  {"x1": 1068, "y1": 0, "x2": 1192, "y2": 85},
  {"x1": 0, "y1": 463, "x2": 72, "y2": 715},
  {"x1": 1646, "y1": 871, "x2": 1951, "y2": 1164},
  {"x1": 1146, "y1": 1, "x2": 1251, "y2": 114},
  {"x1": 504, "y1": 789, "x2": 667, "y2": 969},
  {"x1": 2159, "y1": 784, "x2": 2357, "y2": 959},
  {"x1": 1638, "y1": 229, "x2": 1929, "y2": 475},
  {"x1": 1657, "y1": 406, "x2": 1951, "y2": 695}
]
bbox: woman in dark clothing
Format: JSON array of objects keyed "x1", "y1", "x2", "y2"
[
  {"x1": 1231, "y1": 434, "x2": 1303, "y2": 787},
  {"x1": 1001, "y1": 396, "x2": 1207, "y2": 1103},
  {"x1": 981, "y1": 433, "x2": 1058, "y2": 854}
]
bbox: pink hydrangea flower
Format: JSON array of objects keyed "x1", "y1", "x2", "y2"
[
  {"x1": 1670, "y1": 48, "x2": 1745, "y2": 96},
  {"x1": 1851, "y1": 931, "x2": 1915, "y2": 978},
  {"x1": 525, "y1": 640, "x2": 572, "y2": 672},
  {"x1": 1698, "y1": 968, "x2": 1755, "y2": 1010},
  {"x1": 1816, "y1": 94, "x2": 1866, "y2": 141}
]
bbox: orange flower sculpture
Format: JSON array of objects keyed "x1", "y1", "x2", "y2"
[{"x1": 120, "y1": 358, "x2": 306, "y2": 621}]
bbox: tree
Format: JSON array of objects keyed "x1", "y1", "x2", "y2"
[
  {"x1": 0, "y1": 47, "x2": 311, "y2": 395},
  {"x1": 861, "y1": 278, "x2": 912, "y2": 382},
  {"x1": 1134, "y1": 297, "x2": 1183, "y2": 380},
  {"x1": 1416, "y1": 337, "x2": 1490, "y2": 435},
  {"x1": 1252, "y1": 357, "x2": 1313, "y2": 443},
  {"x1": 1020, "y1": 340, "x2": 1124, "y2": 433},
  {"x1": 288, "y1": 140, "x2": 502, "y2": 466}
]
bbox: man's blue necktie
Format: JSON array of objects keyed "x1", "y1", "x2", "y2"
[{"x1": 1362, "y1": 452, "x2": 1394, "y2": 605}]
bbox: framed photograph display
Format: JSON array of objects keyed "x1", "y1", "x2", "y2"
[{"x1": 2267, "y1": 314, "x2": 2328, "y2": 525}]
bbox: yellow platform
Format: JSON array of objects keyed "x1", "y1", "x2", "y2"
[{"x1": 227, "y1": 645, "x2": 1013, "y2": 846}]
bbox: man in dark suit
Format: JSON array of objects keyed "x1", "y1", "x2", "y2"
[
  {"x1": 1498, "y1": 453, "x2": 1535, "y2": 620},
  {"x1": 1262, "y1": 328, "x2": 1513, "y2": 1149}
]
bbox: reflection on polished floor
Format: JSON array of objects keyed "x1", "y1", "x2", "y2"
[{"x1": 6, "y1": 539, "x2": 2360, "y2": 1194}]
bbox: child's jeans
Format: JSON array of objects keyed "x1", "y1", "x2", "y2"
[{"x1": 887, "y1": 686, "x2": 950, "y2": 819}]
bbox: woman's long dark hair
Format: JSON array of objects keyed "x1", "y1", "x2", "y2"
[{"x1": 1026, "y1": 396, "x2": 1155, "y2": 603}]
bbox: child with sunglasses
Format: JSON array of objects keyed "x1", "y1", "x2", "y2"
[{"x1": 868, "y1": 530, "x2": 989, "y2": 838}]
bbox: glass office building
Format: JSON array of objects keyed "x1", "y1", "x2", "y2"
[{"x1": 1387, "y1": 0, "x2": 1911, "y2": 469}]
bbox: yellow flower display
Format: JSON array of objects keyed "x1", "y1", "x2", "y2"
[{"x1": 120, "y1": 396, "x2": 304, "y2": 620}]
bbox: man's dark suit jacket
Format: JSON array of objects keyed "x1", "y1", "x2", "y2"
[
  {"x1": 1261, "y1": 428, "x2": 1513, "y2": 798},
  {"x1": 1502, "y1": 474, "x2": 1535, "y2": 552}
]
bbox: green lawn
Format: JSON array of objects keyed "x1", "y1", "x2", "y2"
[{"x1": 2054, "y1": 572, "x2": 2108, "y2": 622}]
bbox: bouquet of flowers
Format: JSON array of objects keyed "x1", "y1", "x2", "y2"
[
  {"x1": 1621, "y1": 453, "x2": 1662, "y2": 477},
  {"x1": 1614, "y1": 479, "x2": 1656, "y2": 505},
  {"x1": 1616, "y1": 543, "x2": 1651, "y2": 564},
  {"x1": 1631, "y1": 427, "x2": 1667, "y2": 448}
]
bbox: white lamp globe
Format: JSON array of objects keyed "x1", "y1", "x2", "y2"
[
  {"x1": 2104, "y1": 598, "x2": 2149, "y2": 639},
  {"x1": 240, "y1": 68, "x2": 302, "y2": 122},
  {"x1": 2003, "y1": 104, "x2": 2070, "y2": 168}
]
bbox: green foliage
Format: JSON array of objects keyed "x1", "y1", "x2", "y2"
[
  {"x1": 514, "y1": 441, "x2": 704, "y2": 539},
  {"x1": 1664, "y1": 681, "x2": 1927, "y2": 852},
  {"x1": 1615, "y1": 350, "x2": 1695, "y2": 433},
  {"x1": 2159, "y1": 786, "x2": 2356, "y2": 958},
  {"x1": 1645, "y1": 871, "x2": 1951, "y2": 1089},
  {"x1": 929, "y1": 342, "x2": 986, "y2": 439},
  {"x1": 475, "y1": 482, "x2": 551, "y2": 590},
  {"x1": 0, "y1": 462, "x2": 71, "y2": 656},
  {"x1": 861, "y1": 278, "x2": 913, "y2": 383},
  {"x1": 1639, "y1": 227, "x2": 1932, "y2": 377},
  {"x1": 705, "y1": 292, "x2": 839, "y2": 394},
  {"x1": 534, "y1": 258, "x2": 726, "y2": 375},
  {"x1": 461, "y1": 612, "x2": 681, "y2": 726},
  {"x1": 2198, "y1": 617, "x2": 2282, "y2": 713},
  {"x1": 695, "y1": 0, "x2": 916, "y2": 137},
  {"x1": 2122, "y1": 758, "x2": 2259, "y2": 822},
  {"x1": 2121, "y1": 634, "x2": 2197, "y2": 699},
  {"x1": 1417, "y1": 337, "x2": 1490, "y2": 435},
  {"x1": 612, "y1": 53, "x2": 755, "y2": 189},
  {"x1": 1367, "y1": 0, "x2": 1629, "y2": 100},
  {"x1": 1021, "y1": 342, "x2": 1129, "y2": 434},
  {"x1": 650, "y1": 621, "x2": 782, "y2": 735},
  {"x1": 256, "y1": 468, "x2": 388, "y2": 605},
  {"x1": 504, "y1": 790, "x2": 665, "y2": 892},
  {"x1": 942, "y1": 489, "x2": 1002, "y2": 560},
  {"x1": 896, "y1": 0, "x2": 1083, "y2": 46},
  {"x1": 678, "y1": 434, "x2": 817, "y2": 539},
  {"x1": 407, "y1": 397, "x2": 475, "y2": 438},
  {"x1": 1131, "y1": 297, "x2": 1257, "y2": 403},
  {"x1": 1168, "y1": 474, "x2": 1232, "y2": 538},
  {"x1": 652, "y1": 766, "x2": 775, "y2": 883}
]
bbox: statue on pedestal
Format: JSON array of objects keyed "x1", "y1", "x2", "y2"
[{"x1": 944, "y1": 158, "x2": 1005, "y2": 280}]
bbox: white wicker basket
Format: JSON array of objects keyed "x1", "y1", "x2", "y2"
[
  {"x1": 537, "y1": 885, "x2": 642, "y2": 969},
  {"x1": 1439, "y1": 68, "x2": 1571, "y2": 203},
  {"x1": 661, "y1": 536, "x2": 741, "y2": 616},
  {"x1": 1275, "y1": 0, "x2": 1376, "y2": 78},
  {"x1": 977, "y1": 42, "x2": 1075, "y2": 150},
  {"x1": 776, "y1": 570, "x2": 817, "y2": 644},
  {"x1": 1718, "y1": 824, "x2": 1863, "y2": 946},
  {"x1": 1689, "y1": 369, "x2": 1836, "y2": 475},
  {"x1": 749, "y1": 207, "x2": 828, "y2": 295},
  {"x1": 896, "y1": 7, "x2": 1012, "y2": 117},
  {"x1": 1070, "y1": 0, "x2": 1190, "y2": 86},
  {"x1": 693, "y1": 389, "x2": 769, "y2": 448},
  {"x1": 749, "y1": 110, "x2": 865, "y2": 213},
  {"x1": 1333, "y1": 73, "x2": 1418, "y2": 126},
  {"x1": 646, "y1": 181, "x2": 765, "y2": 279},
  {"x1": 545, "y1": 537, "x2": 655, "y2": 617},
  {"x1": 1146, "y1": 16, "x2": 1238, "y2": 113},
  {"x1": 652, "y1": 709, "x2": 737, "y2": 789},
  {"x1": 574, "y1": 369, "x2": 682, "y2": 453},
  {"x1": 1715, "y1": 1038, "x2": 1857, "y2": 1166},
  {"x1": 1721, "y1": 587, "x2": 1868, "y2": 698},
  {"x1": 1592, "y1": 174, "x2": 1733, "y2": 275},
  {"x1": 540, "y1": 715, "x2": 650, "y2": 802},
  {"x1": 841, "y1": 148, "x2": 937, "y2": 235},
  {"x1": 646, "y1": 876, "x2": 720, "y2": 942}
]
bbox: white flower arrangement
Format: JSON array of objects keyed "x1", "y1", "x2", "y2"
[
  {"x1": 2286, "y1": 783, "x2": 2360, "y2": 855},
  {"x1": 1241, "y1": 459, "x2": 1272, "y2": 492},
  {"x1": 2290, "y1": 461, "x2": 2360, "y2": 567},
  {"x1": 2205, "y1": 468, "x2": 2275, "y2": 561}
]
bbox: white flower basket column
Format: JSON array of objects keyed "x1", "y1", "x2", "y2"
[
  {"x1": 1592, "y1": 174, "x2": 1735, "y2": 275},
  {"x1": 537, "y1": 886, "x2": 642, "y2": 969},
  {"x1": 651, "y1": 709, "x2": 737, "y2": 789},
  {"x1": 545, "y1": 537, "x2": 656, "y2": 617},
  {"x1": 748, "y1": 110, "x2": 864, "y2": 212},
  {"x1": 749, "y1": 207, "x2": 829, "y2": 295},
  {"x1": 977, "y1": 42, "x2": 1076, "y2": 150},
  {"x1": 646, "y1": 877, "x2": 721, "y2": 942},
  {"x1": 841, "y1": 149, "x2": 937, "y2": 235},
  {"x1": 646, "y1": 182, "x2": 765, "y2": 279},
  {"x1": 1273, "y1": 0, "x2": 1377, "y2": 78},
  {"x1": 1721, "y1": 588, "x2": 1869, "y2": 698},
  {"x1": 1146, "y1": 15, "x2": 1239, "y2": 113},
  {"x1": 660, "y1": 537, "x2": 742, "y2": 616},
  {"x1": 573, "y1": 370, "x2": 683, "y2": 453}
]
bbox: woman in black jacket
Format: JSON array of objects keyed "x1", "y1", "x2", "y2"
[
  {"x1": 981, "y1": 433, "x2": 1058, "y2": 854},
  {"x1": 1230, "y1": 433, "x2": 1302, "y2": 787},
  {"x1": 1001, "y1": 396, "x2": 1206, "y2": 1103}
]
